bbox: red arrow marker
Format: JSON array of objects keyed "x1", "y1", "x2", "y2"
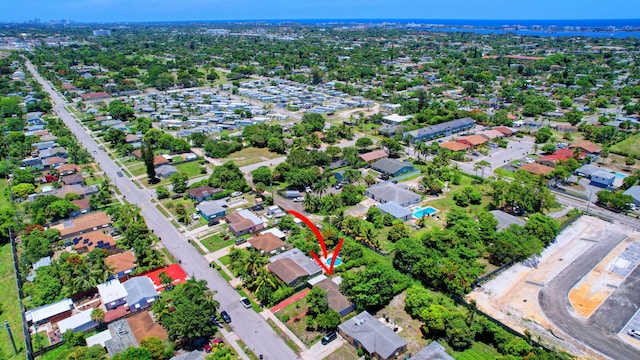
[{"x1": 286, "y1": 209, "x2": 343, "y2": 275}]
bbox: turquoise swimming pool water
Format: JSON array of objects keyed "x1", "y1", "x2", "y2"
[
  {"x1": 326, "y1": 257, "x2": 343, "y2": 266},
  {"x1": 614, "y1": 172, "x2": 627, "y2": 179},
  {"x1": 413, "y1": 206, "x2": 439, "y2": 218}
]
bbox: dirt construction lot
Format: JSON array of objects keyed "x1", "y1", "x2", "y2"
[{"x1": 469, "y1": 215, "x2": 640, "y2": 359}]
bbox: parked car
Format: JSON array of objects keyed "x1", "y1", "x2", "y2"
[
  {"x1": 220, "y1": 311, "x2": 231, "y2": 323},
  {"x1": 231, "y1": 191, "x2": 242, "y2": 197},
  {"x1": 240, "y1": 297, "x2": 251, "y2": 309},
  {"x1": 293, "y1": 196, "x2": 304, "y2": 202},
  {"x1": 234, "y1": 238, "x2": 247, "y2": 245},
  {"x1": 321, "y1": 331, "x2": 337, "y2": 345},
  {"x1": 208, "y1": 219, "x2": 220, "y2": 227},
  {"x1": 629, "y1": 329, "x2": 640, "y2": 339}
]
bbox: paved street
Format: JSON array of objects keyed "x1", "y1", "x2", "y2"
[
  {"x1": 25, "y1": 59, "x2": 300, "y2": 360},
  {"x1": 539, "y1": 229, "x2": 640, "y2": 360}
]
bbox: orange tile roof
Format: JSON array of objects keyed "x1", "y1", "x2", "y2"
[
  {"x1": 439, "y1": 141, "x2": 470, "y2": 151},
  {"x1": 249, "y1": 233, "x2": 286, "y2": 253},
  {"x1": 127, "y1": 310, "x2": 168, "y2": 343},
  {"x1": 52, "y1": 211, "x2": 111, "y2": 238},
  {"x1": 358, "y1": 149, "x2": 389, "y2": 162},
  {"x1": 73, "y1": 230, "x2": 115, "y2": 253},
  {"x1": 153, "y1": 155, "x2": 169, "y2": 166},
  {"x1": 457, "y1": 134, "x2": 488, "y2": 147},
  {"x1": 569, "y1": 140, "x2": 602, "y2": 154},
  {"x1": 520, "y1": 163, "x2": 554, "y2": 176},
  {"x1": 106, "y1": 250, "x2": 137, "y2": 274}
]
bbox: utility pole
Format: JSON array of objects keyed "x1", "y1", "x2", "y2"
[{"x1": 4, "y1": 320, "x2": 17, "y2": 355}]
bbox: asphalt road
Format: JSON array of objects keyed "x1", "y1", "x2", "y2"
[
  {"x1": 539, "y1": 229, "x2": 640, "y2": 360},
  {"x1": 25, "y1": 60, "x2": 299, "y2": 360}
]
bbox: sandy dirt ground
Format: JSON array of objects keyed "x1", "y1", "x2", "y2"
[
  {"x1": 568, "y1": 236, "x2": 638, "y2": 318},
  {"x1": 468, "y1": 215, "x2": 630, "y2": 358}
]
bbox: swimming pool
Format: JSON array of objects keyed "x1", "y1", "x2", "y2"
[
  {"x1": 326, "y1": 257, "x2": 343, "y2": 267},
  {"x1": 614, "y1": 172, "x2": 627, "y2": 179},
  {"x1": 413, "y1": 206, "x2": 439, "y2": 218}
]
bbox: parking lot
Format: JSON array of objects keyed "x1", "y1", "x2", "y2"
[{"x1": 620, "y1": 307, "x2": 640, "y2": 346}]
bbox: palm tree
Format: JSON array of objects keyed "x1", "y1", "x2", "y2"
[
  {"x1": 91, "y1": 308, "x2": 105, "y2": 324},
  {"x1": 475, "y1": 160, "x2": 491, "y2": 178},
  {"x1": 313, "y1": 179, "x2": 329, "y2": 200},
  {"x1": 243, "y1": 249, "x2": 267, "y2": 280}
]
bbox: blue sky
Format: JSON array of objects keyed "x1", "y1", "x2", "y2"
[{"x1": 1, "y1": 0, "x2": 639, "y2": 22}]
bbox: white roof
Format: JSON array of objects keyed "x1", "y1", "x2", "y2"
[
  {"x1": 57, "y1": 310, "x2": 94, "y2": 333},
  {"x1": 261, "y1": 227, "x2": 286, "y2": 239},
  {"x1": 97, "y1": 281, "x2": 128, "y2": 304},
  {"x1": 26, "y1": 299, "x2": 73, "y2": 323},
  {"x1": 86, "y1": 330, "x2": 112, "y2": 347},
  {"x1": 382, "y1": 114, "x2": 410, "y2": 123}
]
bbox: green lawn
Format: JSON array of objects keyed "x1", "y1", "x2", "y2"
[
  {"x1": 175, "y1": 161, "x2": 206, "y2": 178},
  {"x1": 225, "y1": 147, "x2": 281, "y2": 167},
  {"x1": 200, "y1": 233, "x2": 234, "y2": 253},
  {"x1": 274, "y1": 297, "x2": 323, "y2": 346},
  {"x1": 452, "y1": 341, "x2": 501, "y2": 360},
  {"x1": 219, "y1": 255, "x2": 231, "y2": 266},
  {"x1": 0, "y1": 244, "x2": 25, "y2": 359},
  {"x1": 611, "y1": 133, "x2": 640, "y2": 158},
  {"x1": 127, "y1": 163, "x2": 147, "y2": 177}
]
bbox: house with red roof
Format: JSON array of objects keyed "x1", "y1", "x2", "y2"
[{"x1": 143, "y1": 264, "x2": 188, "y2": 291}]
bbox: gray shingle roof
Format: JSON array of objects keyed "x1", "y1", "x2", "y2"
[
  {"x1": 405, "y1": 117, "x2": 475, "y2": 139},
  {"x1": 623, "y1": 186, "x2": 640, "y2": 201},
  {"x1": 377, "y1": 202, "x2": 412, "y2": 219},
  {"x1": 339, "y1": 311, "x2": 407, "y2": 359},
  {"x1": 269, "y1": 248, "x2": 322, "y2": 276},
  {"x1": 196, "y1": 200, "x2": 226, "y2": 217},
  {"x1": 123, "y1": 277, "x2": 158, "y2": 306},
  {"x1": 592, "y1": 170, "x2": 616, "y2": 180},
  {"x1": 372, "y1": 158, "x2": 413, "y2": 175},
  {"x1": 366, "y1": 182, "x2": 421, "y2": 206},
  {"x1": 411, "y1": 342, "x2": 454, "y2": 360},
  {"x1": 575, "y1": 164, "x2": 604, "y2": 177}
]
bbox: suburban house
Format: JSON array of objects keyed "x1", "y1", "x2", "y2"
[
  {"x1": 456, "y1": 134, "x2": 488, "y2": 148},
  {"x1": 125, "y1": 134, "x2": 142, "y2": 148},
  {"x1": 123, "y1": 277, "x2": 159, "y2": 312},
  {"x1": 196, "y1": 200, "x2": 227, "y2": 221},
  {"x1": 404, "y1": 117, "x2": 475, "y2": 143},
  {"x1": 477, "y1": 129, "x2": 504, "y2": 140},
  {"x1": 106, "y1": 250, "x2": 137, "y2": 280},
  {"x1": 492, "y1": 126, "x2": 515, "y2": 136},
  {"x1": 372, "y1": 158, "x2": 416, "y2": 177},
  {"x1": 519, "y1": 163, "x2": 554, "y2": 176},
  {"x1": 569, "y1": 140, "x2": 602, "y2": 156},
  {"x1": 73, "y1": 230, "x2": 117, "y2": 254},
  {"x1": 439, "y1": 141, "x2": 469, "y2": 152},
  {"x1": 42, "y1": 156, "x2": 68, "y2": 168},
  {"x1": 489, "y1": 210, "x2": 526, "y2": 230},
  {"x1": 51, "y1": 211, "x2": 111, "y2": 240},
  {"x1": 97, "y1": 280, "x2": 128, "y2": 310},
  {"x1": 338, "y1": 311, "x2": 408, "y2": 360},
  {"x1": 155, "y1": 164, "x2": 178, "y2": 179},
  {"x1": 623, "y1": 186, "x2": 640, "y2": 207},
  {"x1": 225, "y1": 209, "x2": 265, "y2": 236},
  {"x1": 575, "y1": 164, "x2": 605, "y2": 178},
  {"x1": 412, "y1": 342, "x2": 454, "y2": 360},
  {"x1": 309, "y1": 276, "x2": 355, "y2": 316},
  {"x1": 382, "y1": 114, "x2": 411, "y2": 125},
  {"x1": 268, "y1": 248, "x2": 322, "y2": 286},
  {"x1": 144, "y1": 264, "x2": 188, "y2": 291},
  {"x1": 260, "y1": 227, "x2": 287, "y2": 240},
  {"x1": 249, "y1": 233, "x2": 287, "y2": 254},
  {"x1": 153, "y1": 155, "x2": 170, "y2": 167},
  {"x1": 590, "y1": 170, "x2": 616, "y2": 187},
  {"x1": 536, "y1": 154, "x2": 568, "y2": 167},
  {"x1": 71, "y1": 199, "x2": 91, "y2": 216},
  {"x1": 366, "y1": 182, "x2": 421, "y2": 207},
  {"x1": 56, "y1": 310, "x2": 98, "y2": 333},
  {"x1": 187, "y1": 186, "x2": 222, "y2": 202},
  {"x1": 60, "y1": 173, "x2": 85, "y2": 186},
  {"x1": 126, "y1": 310, "x2": 169, "y2": 344},
  {"x1": 377, "y1": 202, "x2": 413, "y2": 221},
  {"x1": 25, "y1": 299, "x2": 73, "y2": 326},
  {"x1": 358, "y1": 149, "x2": 389, "y2": 164}
]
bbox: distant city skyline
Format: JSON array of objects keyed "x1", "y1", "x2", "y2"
[{"x1": 2, "y1": 0, "x2": 640, "y2": 23}]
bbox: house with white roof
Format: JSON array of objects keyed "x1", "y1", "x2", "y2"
[{"x1": 97, "y1": 281, "x2": 128, "y2": 310}]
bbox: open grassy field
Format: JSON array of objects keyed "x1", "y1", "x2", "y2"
[
  {"x1": 610, "y1": 133, "x2": 640, "y2": 158},
  {"x1": 175, "y1": 161, "x2": 206, "y2": 178},
  {"x1": 450, "y1": 341, "x2": 501, "y2": 359},
  {"x1": 274, "y1": 297, "x2": 322, "y2": 347},
  {"x1": 225, "y1": 147, "x2": 281, "y2": 167}
]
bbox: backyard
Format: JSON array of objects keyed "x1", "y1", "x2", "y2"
[
  {"x1": 274, "y1": 297, "x2": 323, "y2": 346},
  {"x1": 200, "y1": 233, "x2": 234, "y2": 253}
]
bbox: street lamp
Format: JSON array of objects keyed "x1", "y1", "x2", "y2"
[{"x1": 586, "y1": 188, "x2": 594, "y2": 213}]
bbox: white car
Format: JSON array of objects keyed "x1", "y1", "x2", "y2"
[
  {"x1": 293, "y1": 197, "x2": 304, "y2": 202},
  {"x1": 628, "y1": 329, "x2": 640, "y2": 339},
  {"x1": 231, "y1": 191, "x2": 242, "y2": 197}
]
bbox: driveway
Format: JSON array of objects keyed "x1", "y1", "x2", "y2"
[{"x1": 25, "y1": 59, "x2": 299, "y2": 360}]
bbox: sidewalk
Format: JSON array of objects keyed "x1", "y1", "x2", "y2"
[
  {"x1": 270, "y1": 288, "x2": 310, "y2": 313},
  {"x1": 260, "y1": 310, "x2": 309, "y2": 353}
]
